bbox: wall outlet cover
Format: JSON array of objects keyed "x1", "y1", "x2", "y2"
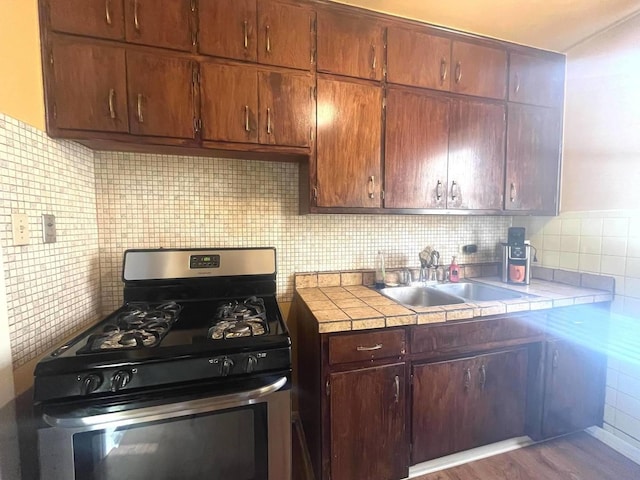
[
  {"x1": 11, "y1": 213, "x2": 29, "y2": 246},
  {"x1": 42, "y1": 214, "x2": 57, "y2": 243}
]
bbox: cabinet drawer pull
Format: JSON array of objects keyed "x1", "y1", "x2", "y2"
[
  {"x1": 356, "y1": 343, "x2": 382, "y2": 352},
  {"x1": 371, "y1": 44, "x2": 377, "y2": 72},
  {"x1": 552, "y1": 349, "x2": 559, "y2": 369},
  {"x1": 479, "y1": 364, "x2": 486, "y2": 391},
  {"x1": 265, "y1": 25, "x2": 271, "y2": 53},
  {"x1": 133, "y1": 0, "x2": 140, "y2": 32},
  {"x1": 105, "y1": 0, "x2": 112, "y2": 25},
  {"x1": 451, "y1": 180, "x2": 458, "y2": 200},
  {"x1": 510, "y1": 182, "x2": 517, "y2": 202},
  {"x1": 368, "y1": 176, "x2": 375, "y2": 199},
  {"x1": 108, "y1": 88, "x2": 116, "y2": 119},
  {"x1": 455, "y1": 61, "x2": 462, "y2": 83},
  {"x1": 393, "y1": 375, "x2": 400, "y2": 404},
  {"x1": 514, "y1": 73, "x2": 520, "y2": 94},
  {"x1": 266, "y1": 107, "x2": 272, "y2": 134},
  {"x1": 136, "y1": 93, "x2": 144, "y2": 123},
  {"x1": 244, "y1": 105, "x2": 251, "y2": 132},
  {"x1": 436, "y1": 180, "x2": 443, "y2": 201},
  {"x1": 464, "y1": 368, "x2": 471, "y2": 391},
  {"x1": 243, "y1": 20, "x2": 249, "y2": 49},
  {"x1": 440, "y1": 57, "x2": 447, "y2": 83}
]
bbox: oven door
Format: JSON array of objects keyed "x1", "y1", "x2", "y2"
[{"x1": 38, "y1": 376, "x2": 290, "y2": 480}]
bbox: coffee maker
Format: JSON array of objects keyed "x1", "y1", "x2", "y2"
[{"x1": 501, "y1": 227, "x2": 532, "y2": 285}]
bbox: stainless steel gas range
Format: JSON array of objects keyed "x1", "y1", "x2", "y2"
[{"x1": 34, "y1": 248, "x2": 291, "y2": 480}]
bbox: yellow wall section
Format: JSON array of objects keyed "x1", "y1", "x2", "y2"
[{"x1": 0, "y1": 0, "x2": 45, "y2": 130}]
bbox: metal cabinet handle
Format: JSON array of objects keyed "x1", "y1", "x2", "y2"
[
  {"x1": 244, "y1": 105, "x2": 251, "y2": 132},
  {"x1": 108, "y1": 89, "x2": 116, "y2": 119},
  {"x1": 514, "y1": 73, "x2": 520, "y2": 94},
  {"x1": 371, "y1": 44, "x2": 377, "y2": 71},
  {"x1": 436, "y1": 180, "x2": 443, "y2": 201},
  {"x1": 243, "y1": 20, "x2": 249, "y2": 49},
  {"x1": 393, "y1": 375, "x2": 400, "y2": 404},
  {"x1": 133, "y1": 0, "x2": 140, "y2": 31},
  {"x1": 451, "y1": 180, "x2": 458, "y2": 200},
  {"x1": 440, "y1": 57, "x2": 447, "y2": 83},
  {"x1": 368, "y1": 176, "x2": 375, "y2": 199},
  {"x1": 105, "y1": 0, "x2": 112, "y2": 25},
  {"x1": 464, "y1": 368, "x2": 471, "y2": 391},
  {"x1": 356, "y1": 344, "x2": 382, "y2": 352},
  {"x1": 266, "y1": 107, "x2": 272, "y2": 134},
  {"x1": 265, "y1": 25, "x2": 271, "y2": 53},
  {"x1": 479, "y1": 364, "x2": 486, "y2": 391},
  {"x1": 136, "y1": 93, "x2": 144, "y2": 123},
  {"x1": 510, "y1": 182, "x2": 517, "y2": 202},
  {"x1": 455, "y1": 61, "x2": 462, "y2": 83},
  {"x1": 552, "y1": 349, "x2": 559, "y2": 369}
]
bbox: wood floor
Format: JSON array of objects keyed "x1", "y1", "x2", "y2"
[{"x1": 293, "y1": 424, "x2": 640, "y2": 480}]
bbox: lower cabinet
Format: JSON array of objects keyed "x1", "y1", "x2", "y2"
[
  {"x1": 541, "y1": 339, "x2": 606, "y2": 438},
  {"x1": 412, "y1": 348, "x2": 528, "y2": 463},
  {"x1": 329, "y1": 363, "x2": 408, "y2": 480}
]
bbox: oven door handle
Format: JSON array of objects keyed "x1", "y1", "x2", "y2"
[{"x1": 43, "y1": 376, "x2": 288, "y2": 430}]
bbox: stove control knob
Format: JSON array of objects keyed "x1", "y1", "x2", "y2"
[
  {"x1": 81, "y1": 374, "x2": 102, "y2": 395},
  {"x1": 246, "y1": 355, "x2": 258, "y2": 373},
  {"x1": 221, "y1": 357, "x2": 234, "y2": 377},
  {"x1": 111, "y1": 370, "x2": 132, "y2": 392}
]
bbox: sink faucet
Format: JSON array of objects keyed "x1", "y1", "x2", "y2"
[{"x1": 419, "y1": 248, "x2": 440, "y2": 283}]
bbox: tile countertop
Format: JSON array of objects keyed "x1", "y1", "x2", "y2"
[{"x1": 294, "y1": 276, "x2": 614, "y2": 334}]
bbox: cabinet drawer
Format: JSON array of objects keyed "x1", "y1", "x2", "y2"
[
  {"x1": 329, "y1": 329, "x2": 406, "y2": 365},
  {"x1": 411, "y1": 316, "x2": 542, "y2": 356}
]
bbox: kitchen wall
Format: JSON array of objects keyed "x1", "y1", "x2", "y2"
[
  {"x1": 94, "y1": 150, "x2": 511, "y2": 312},
  {"x1": 0, "y1": 113, "x2": 101, "y2": 375},
  {"x1": 515, "y1": 12, "x2": 640, "y2": 450}
]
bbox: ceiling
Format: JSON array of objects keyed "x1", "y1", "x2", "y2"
[{"x1": 329, "y1": 0, "x2": 640, "y2": 52}]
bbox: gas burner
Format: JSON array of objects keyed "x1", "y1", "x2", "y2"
[
  {"x1": 209, "y1": 296, "x2": 269, "y2": 340},
  {"x1": 78, "y1": 301, "x2": 181, "y2": 353}
]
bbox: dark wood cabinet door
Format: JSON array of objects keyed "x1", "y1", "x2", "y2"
[
  {"x1": 200, "y1": 63, "x2": 258, "y2": 143},
  {"x1": 472, "y1": 348, "x2": 528, "y2": 447},
  {"x1": 316, "y1": 78, "x2": 382, "y2": 208},
  {"x1": 330, "y1": 363, "x2": 407, "y2": 480},
  {"x1": 509, "y1": 52, "x2": 565, "y2": 107},
  {"x1": 451, "y1": 41, "x2": 507, "y2": 99},
  {"x1": 124, "y1": 0, "x2": 192, "y2": 51},
  {"x1": 48, "y1": 0, "x2": 125, "y2": 39},
  {"x1": 542, "y1": 340, "x2": 606, "y2": 439},
  {"x1": 316, "y1": 9, "x2": 384, "y2": 81},
  {"x1": 258, "y1": 70, "x2": 312, "y2": 147},
  {"x1": 448, "y1": 98, "x2": 506, "y2": 210},
  {"x1": 50, "y1": 39, "x2": 128, "y2": 132},
  {"x1": 198, "y1": 0, "x2": 257, "y2": 61},
  {"x1": 257, "y1": 0, "x2": 312, "y2": 70},
  {"x1": 384, "y1": 88, "x2": 449, "y2": 209},
  {"x1": 505, "y1": 104, "x2": 561, "y2": 213},
  {"x1": 412, "y1": 357, "x2": 476, "y2": 463},
  {"x1": 387, "y1": 26, "x2": 451, "y2": 90},
  {"x1": 127, "y1": 51, "x2": 195, "y2": 138}
]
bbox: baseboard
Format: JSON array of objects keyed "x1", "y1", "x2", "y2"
[
  {"x1": 586, "y1": 426, "x2": 640, "y2": 466},
  {"x1": 407, "y1": 436, "x2": 534, "y2": 478},
  {"x1": 292, "y1": 411, "x2": 315, "y2": 480}
]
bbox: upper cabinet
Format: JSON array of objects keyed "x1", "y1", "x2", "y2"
[
  {"x1": 316, "y1": 9, "x2": 385, "y2": 81},
  {"x1": 451, "y1": 41, "x2": 507, "y2": 99},
  {"x1": 198, "y1": 0, "x2": 258, "y2": 62},
  {"x1": 509, "y1": 52, "x2": 565, "y2": 107},
  {"x1": 47, "y1": 0, "x2": 125, "y2": 39},
  {"x1": 123, "y1": 0, "x2": 194, "y2": 52}
]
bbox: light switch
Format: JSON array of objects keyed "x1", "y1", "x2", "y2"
[
  {"x1": 11, "y1": 213, "x2": 29, "y2": 246},
  {"x1": 42, "y1": 214, "x2": 57, "y2": 243}
]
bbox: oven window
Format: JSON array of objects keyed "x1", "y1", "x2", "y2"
[{"x1": 73, "y1": 404, "x2": 268, "y2": 480}]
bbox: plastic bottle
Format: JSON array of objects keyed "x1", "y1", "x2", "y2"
[
  {"x1": 449, "y1": 256, "x2": 460, "y2": 283},
  {"x1": 375, "y1": 250, "x2": 386, "y2": 289}
]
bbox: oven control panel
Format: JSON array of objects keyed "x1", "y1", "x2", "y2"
[{"x1": 190, "y1": 254, "x2": 221, "y2": 269}]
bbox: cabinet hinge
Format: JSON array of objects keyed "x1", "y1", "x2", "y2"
[
  {"x1": 309, "y1": 126, "x2": 313, "y2": 143},
  {"x1": 325, "y1": 378, "x2": 330, "y2": 396},
  {"x1": 192, "y1": 67, "x2": 201, "y2": 87},
  {"x1": 52, "y1": 103, "x2": 57, "y2": 120},
  {"x1": 49, "y1": 50, "x2": 54, "y2": 66}
]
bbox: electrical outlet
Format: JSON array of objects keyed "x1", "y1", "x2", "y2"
[
  {"x1": 11, "y1": 213, "x2": 29, "y2": 246},
  {"x1": 42, "y1": 214, "x2": 57, "y2": 243}
]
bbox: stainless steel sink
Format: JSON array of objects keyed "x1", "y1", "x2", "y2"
[
  {"x1": 379, "y1": 286, "x2": 465, "y2": 308},
  {"x1": 431, "y1": 282, "x2": 526, "y2": 302}
]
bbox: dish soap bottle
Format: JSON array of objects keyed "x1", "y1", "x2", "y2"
[
  {"x1": 375, "y1": 250, "x2": 386, "y2": 289},
  {"x1": 449, "y1": 256, "x2": 460, "y2": 283}
]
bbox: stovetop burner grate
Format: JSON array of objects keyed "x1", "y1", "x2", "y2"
[{"x1": 208, "y1": 296, "x2": 269, "y2": 340}]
